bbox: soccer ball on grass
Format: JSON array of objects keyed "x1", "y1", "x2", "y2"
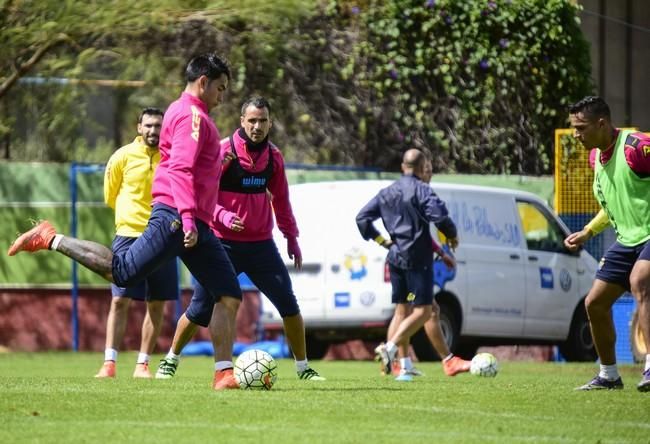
[
  {"x1": 234, "y1": 349, "x2": 278, "y2": 390},
  {"x1": 470, "y1": 352, "x2": 498, "y2": 377}
]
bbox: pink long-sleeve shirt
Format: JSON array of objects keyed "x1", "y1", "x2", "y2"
[
  {"x1": 213, "y1": 130, "x2": 299, "y2": 242},
  {"x1": 152, "y1": 92, "x2": 224, "y2": 232}
]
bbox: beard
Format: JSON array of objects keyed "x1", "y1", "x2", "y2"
[{"x1": 144, "y1": 136, "x2": 159, "y2": 148}]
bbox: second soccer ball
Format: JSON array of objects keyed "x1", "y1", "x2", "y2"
[{"x1": 470, "y1": 352, "x2": 498, "y2": 377}]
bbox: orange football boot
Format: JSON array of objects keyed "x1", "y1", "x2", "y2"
[
  {"x1": 213, "y1": 368, "x2": 240, "y2": 390},
  {"x1": 133, "y1": 363, "x2": 152, "y2": 379},
  {"x1": 7, "y1": 221, "x2": 57, "y2": 256},
  {"x1": 443, "y1": 356, "x2": 472, "y2": 376},
  {"x1": 95, "y1": 361, "x2": 116, "y2": 378}
]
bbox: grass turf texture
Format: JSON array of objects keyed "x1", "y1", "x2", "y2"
[{"x1": 1, "y1": 353, "x2": 648, "y2": 443}]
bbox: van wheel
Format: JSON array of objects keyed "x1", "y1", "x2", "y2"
[
  {"x1": 305, "y1": 335, "x2": 328, "y2": 360},
  {"x1": 559, "y1": 303, "x2": 597, "y2": 362},
  {"x1": 631, "y1": 310, "x2": 647, "y2": 363},
  {"x1": 454, "y1": 343, "x2": 479, "y2": 360},
  {"x1": 411, "y1": 329, "x2": 438, "y2": 362},
  {"x1": 411, "y1": 302, "x2": 459, "y2": 362},
  {"x1": 439, "y1": 303, "x2": 460, "y2": 353}
]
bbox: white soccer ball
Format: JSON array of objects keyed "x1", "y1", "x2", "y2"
[
  {"x1": 234, "y1": 349, "x2": 278, "y2": 390},
  {"x1": 470, "y1": 352, "x2": 498, "y2": 377}
]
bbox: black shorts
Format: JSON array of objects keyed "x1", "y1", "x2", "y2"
[
  {"x1": 193, "y1": 239, "x2": 300, "y2": 318},
  {"x1": 112, "y1": 203, "x2": 241, "y2": 327},
  {"x1": 389, "y1": 263, "x2": 433, "y2": 306},
  {"x1": 110, "y1": 235, "x2": 178, "y2": 301},
  {"x1": 595, "y1": 240, "x2": 650, "y2": 291}
]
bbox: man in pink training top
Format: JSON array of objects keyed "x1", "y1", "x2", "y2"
[
  {"x1": 202, "y1": 96, "x2": 324, "y2": 390},
  {"x1": 7, "y1": 53, "x2": 243, "y2": 388}
]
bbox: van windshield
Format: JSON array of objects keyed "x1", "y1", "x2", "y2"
[{"x1": 517, "y1": 201, "x2": 566, "y2": 253}]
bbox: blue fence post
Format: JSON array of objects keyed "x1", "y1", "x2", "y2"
[
  {"x1": 69, "y1": 163, "x2": 106, "y2": 351},
  {"x1": 69, "y1": 163, "x2": 79, "y2": 352}
]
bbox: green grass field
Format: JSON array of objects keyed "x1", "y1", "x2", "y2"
[{"x1": 1, "y1": 353, "x2": 649, "y2": 443}]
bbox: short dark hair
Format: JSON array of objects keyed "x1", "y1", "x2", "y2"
[
  {"x1": 185, "y1": 53, "x2": 231, "y2": 83},
  {"x1": 240, "y1": 96, "x2": 271, "y2": 116},
  {"x1": 138, "y1": 107, "x2": 164, "y2": 123},
  {"x1": 568, "y1": 96, "x2": 611, "y2": 121}
]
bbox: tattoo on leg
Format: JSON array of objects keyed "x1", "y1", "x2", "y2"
[{"x1": 57, "y1": 237, "x2": 114, "y2": 281}]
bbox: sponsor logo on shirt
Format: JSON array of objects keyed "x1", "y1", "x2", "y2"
[
  {"x1": 190, "y1": 105, "x2": 201, "y2": 142},
  {"x1": 642, "y1": 143, "x2": 650, "y2": 157},
  {"x1": 242, "y1": 176, "x2": 267, "y2": 187},
  {"x1": 626, "y1": 134, "x2": 640, "y2": 149}
]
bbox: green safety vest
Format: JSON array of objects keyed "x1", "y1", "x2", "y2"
[{"x1": 593, "y1": 129, "x2": 650, "y2": 246}]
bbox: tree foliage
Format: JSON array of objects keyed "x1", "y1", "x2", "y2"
[
  {"x1": 1, "y1": 0, "x2": 181, "y2": 160},
  {"x1": 0, "y1": 0, "x2": 593, "y2": 175},
  {"x1": 354, "y1": 0, "x2": 592, "y2": 174},
  {"x1": 0, "y1": 0, "x2": 316, "y2": 161}
]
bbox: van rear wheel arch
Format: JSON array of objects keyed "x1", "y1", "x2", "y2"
[
  {"x1": 559, "y1": 299, "x2": 597, "y2": 362},
  {"x1": 436, "y1": 292, "x2": 462, "y2": 352}
]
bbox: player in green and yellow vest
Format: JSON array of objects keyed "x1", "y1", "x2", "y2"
[{"x1": 564, "y1": 96, "x2": 650, "y2": 392}]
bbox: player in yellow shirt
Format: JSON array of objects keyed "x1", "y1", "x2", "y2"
[{"x1": 95, "y1": 108, "x2": 179, "y2": 379}]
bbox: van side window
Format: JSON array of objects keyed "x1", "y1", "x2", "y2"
[{"x1": 516, "y1": 201, "x2": 566, "y2": 253}]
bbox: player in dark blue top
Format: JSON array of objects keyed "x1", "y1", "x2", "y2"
[{"x1": 356, "y1": 148, "x2": 459, "y2": 381}]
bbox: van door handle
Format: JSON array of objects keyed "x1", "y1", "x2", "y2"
[
  {"x1": 509, "y1": 254, "x2": 520, "y2": 260},
  {"x1": 528, "y1": 256, "x2": 538, "y2": 262}
]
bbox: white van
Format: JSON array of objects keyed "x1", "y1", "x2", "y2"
[{"x1": 262, "y1": 180, "x2": 599, "y2": 362}]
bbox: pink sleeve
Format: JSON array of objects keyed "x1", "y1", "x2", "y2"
[
  {"x1": 267, "y1": 149, "x2": 299, "y2": 239},
  {"x1": 624, "y1": 133, "x2": 650, "y2": 175},
  {"x1": 211, "y1": 186, "x2": 237, "y2": 229},
  {"x1": 588, "y1": 148, "x2": 597, "y2": 170},
  {"x1": 211, "y1": 139, "x2": 237, "y2": 228},
  {"x1": 431, "y1": 239, "x2": 443, "y2": 254},
  {"x1": 169, "y1": 113, "x2": 203, "y2": 232}
]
